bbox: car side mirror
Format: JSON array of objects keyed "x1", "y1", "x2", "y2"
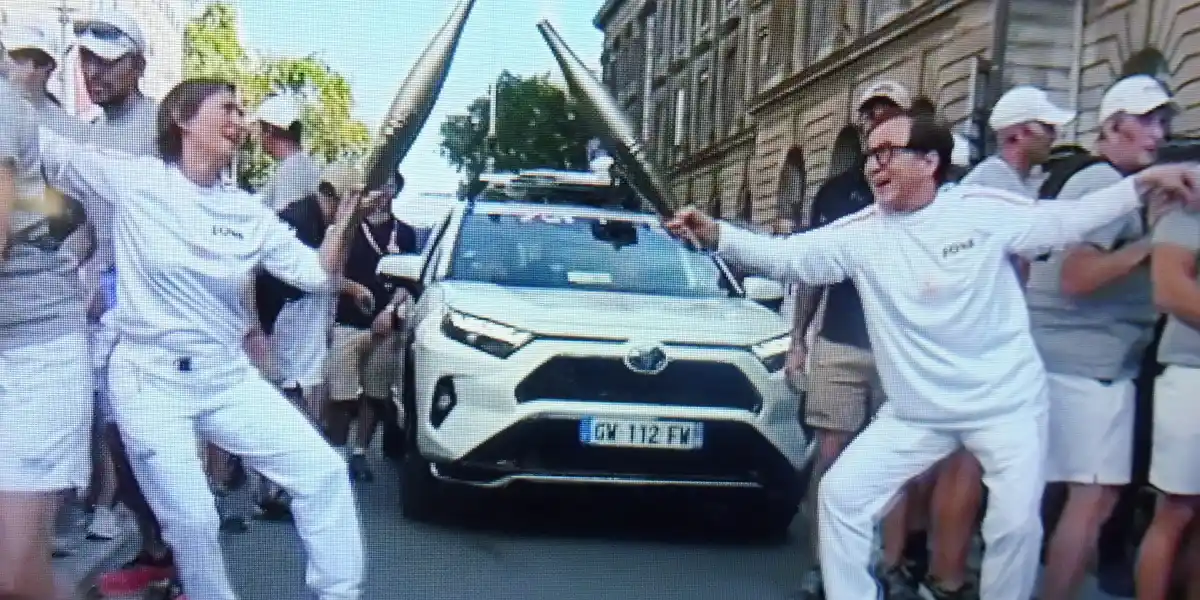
[
  {"x1": 377, "y1": 254, "x2": 424, "y2": 295},
  {"x1": 743, "y1": 276, "x2": 785, "y2": 309}
]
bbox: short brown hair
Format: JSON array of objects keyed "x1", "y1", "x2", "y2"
[{"x1": 157, "y1": 78, "x2": 237, "y2": 162}]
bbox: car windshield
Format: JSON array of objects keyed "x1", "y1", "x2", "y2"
[{"x1": 448, "y1": 211, "x2": 737, "y2": 298}]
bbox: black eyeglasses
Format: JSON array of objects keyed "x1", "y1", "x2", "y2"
[{"x1": 865, "y1": 144, "x2": 929, "y2": 167}]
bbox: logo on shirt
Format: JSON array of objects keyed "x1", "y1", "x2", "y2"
[
  {"x1": 942, "y1": 238, "x2": 975, "y2": 258},
  {"x1": 212, "y1": 226, "x2": 244, "y2": 240}
]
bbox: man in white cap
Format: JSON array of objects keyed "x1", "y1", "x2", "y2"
[
  {"x1": 69, "y1": 7, "x2": 181, "y2": 596},
  {"x1": 789, "y1": 79, "x2": 924, "y2": 600},
  {"x1": 0, "y1": 22, "x2": 82, "y2": 136},
  {"x1": 1030, "y1": 74, "x2": 1176, "y2": 600},
  {"x1": 906, "y1": 84, "x2": 1077, "y2": 600},
  {"x1": 255, "y1": 93, "x2": 323, "y2": 213}
]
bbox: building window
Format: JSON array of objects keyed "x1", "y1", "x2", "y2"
[
  {"x1": 674, "y1": 88, "x2": 687, "y2": 147},
  {"x1": 806, "y1": 0, "x2": 840, "y2": 62},
  {"x1": 863, "y1": 0, "x2": 911, "y2": 31},
  {"x1": 641, "y1": 12, "x2": 657, "y2": 142},
  {"x1": 756, "y1": 27, "x2": 771, "y2": 86},
  {"x1": 722, "y1": 47, "x2": 741, "y2": 136},
  {"x1": 697, "y1": 68, "x2": 712, "y2": 144}
]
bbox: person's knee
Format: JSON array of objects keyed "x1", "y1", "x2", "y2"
[{"x1": 291, "y1": 446, "x2": 349, "y2": 498}]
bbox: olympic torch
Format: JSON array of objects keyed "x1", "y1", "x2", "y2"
[
  {"x1": 536, "y1": 20, "x2": 676, "y2": 218},
  {"x1": 364, "y1": 0, "x2": 477, "y2": 191}
]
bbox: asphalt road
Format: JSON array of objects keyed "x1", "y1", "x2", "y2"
[
  {"x1": 218, "y1": 450, "x2": 816, "y2": 600},
  {"x1": 206, "y1": 450, "x2": 1129, "y2": 600}
]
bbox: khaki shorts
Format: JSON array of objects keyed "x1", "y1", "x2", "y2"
[
  {"x1": 805, "y1": 336, "x2": 886, "y2": 433},
  {"x1": 327, "y1": 325, "x2": 404, "y2": 401}
]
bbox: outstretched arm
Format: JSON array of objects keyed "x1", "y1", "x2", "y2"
[
  {"x1": 38, "y1": 125, "x2": 135, "y2": 209},
  {"x1": 716, "y1": 218, "x2": 856, "y2": 287}
]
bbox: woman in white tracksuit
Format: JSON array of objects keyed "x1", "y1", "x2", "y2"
[{"x1": 35, "y1": 78, "x2": 374, "y2": 600}]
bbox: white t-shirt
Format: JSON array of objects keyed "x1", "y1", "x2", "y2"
[
  {"x1": 717, "y1": 179, "x2": 1143, "y2": 426},
  {"x1": 38, "y1": 127, "x2": 333, "y2": 359}
]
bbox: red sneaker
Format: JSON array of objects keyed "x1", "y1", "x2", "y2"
[{"x1": 97, "y1": 552, "x2": 175, "y2": 597}]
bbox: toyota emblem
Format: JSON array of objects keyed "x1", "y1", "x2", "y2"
[{"x1": 624, "y1": 343, "x2": 669, "y2": 375}]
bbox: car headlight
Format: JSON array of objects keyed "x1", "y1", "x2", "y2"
[
  {"x1": 441, "y1": 310, "x2": 534, "y2": 358},
  {"x1": 750, "y1": 334, "x2": 791, "y2": 373}
]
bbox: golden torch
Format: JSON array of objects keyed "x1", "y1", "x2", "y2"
[
  {"x1": 364, "y1": 0, "x2": 477, "y2": 191},
  {"x1": 536, "y1": 19, "x2": 676, "y2": 218}
]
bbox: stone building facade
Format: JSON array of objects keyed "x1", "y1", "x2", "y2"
[
  {"x1": 595, "y1": 0, "x2": 1200, "y2": 226},
  {"x1": 2, "y1": 0, "x2": 197, "y2": 115}
]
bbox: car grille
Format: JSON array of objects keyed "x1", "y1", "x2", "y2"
[{"x1": 513, "y1": 356, "x2": 762, "y2": 412}]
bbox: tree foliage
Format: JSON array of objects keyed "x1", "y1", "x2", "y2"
[
  {"x1": 440, "y1": 70, "x2": 593, "y2": 198},
  {"x1": 183, "y1": 2, "x2": 370, "y2": 189}
]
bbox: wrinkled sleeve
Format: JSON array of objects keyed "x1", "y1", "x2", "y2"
[
  {"x1": 960, "y1": 179, "x2": 1142, "y2": 258},
  {"x1": 38, "y1": 125, "x2": 134, "y2": 207},
  {"x1": 258, "y1": 208, "x2": 331, "y2": 294},
  {"x1": 1153, "y1": 207, "x2": 1200, "y2": 251},
  {"x1": 716, "y1": 219, "x2": 855, "y2": 287}
]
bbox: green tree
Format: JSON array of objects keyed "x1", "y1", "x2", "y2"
[
  {"x1": 183, "y1": 2, "x2": 371, "y2": 190},
  {"x1": 440, "y1": 70, "x2": 593, "y2": 198}
]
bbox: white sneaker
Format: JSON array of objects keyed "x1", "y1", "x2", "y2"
[
  {"x1": 86, "y1": 506, "x2": 122, "y2": 541},
  {"x1": 51, "y1": 532, "x2": 77, "y2": 557}
]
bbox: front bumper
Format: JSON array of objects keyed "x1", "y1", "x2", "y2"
[{"x1": 410, "y1": 324, "x2": 813, "y2": 489}]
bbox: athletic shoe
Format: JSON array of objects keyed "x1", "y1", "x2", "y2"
[
  {"x1": 918, "y1": 578, "x2": 977, "y2": 600},
  {"x1": 254, "y1": 491, "x2": 293, "y2": 522},
  {"x1": 789, "y1": 567, "x2": 825, "y2": 599},
  {"x1": 880, "y1": 565, "x2": 922, "y2": 600},
  {"x1": 86, "y1": 505, "x2": 123, "y2": 541},
  {"x1": 97, "y1": 551, "x2": 175, "y2": 597}
]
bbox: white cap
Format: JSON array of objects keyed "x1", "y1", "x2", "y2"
[
  {"x1": 988, "y1": 86, "x2": 1076, "y2": 130},
  {"x1": 254, "y1": 93, "x2": 304, "y2": 130},
  {"x1": 74, "y1": 8, "x2": 146, "y2": 61},
  {"x1": 857, "y1": 80, "x2": 913, "y2": 111},
  {"x1": 951, "y1": 133, "x2": 972, "y2": 167},
  {"x1": 1098, "y1": 75, "x2": 1177, "y2": 124},
  {"x1": 1, "y1": 23, "x2": 58, "y2": 61}
]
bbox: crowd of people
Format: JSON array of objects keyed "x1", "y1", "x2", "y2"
[
  {"x1": 1, "y1": 8, "x2": 418, "y2": 600},
  {"x1": 669, "y1": 74, "x2": 1200, "y2": 600},
  {"x1": 4, "y1": 6, "x2": 1200, "y2": 600}
]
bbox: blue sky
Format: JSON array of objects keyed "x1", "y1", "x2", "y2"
[{"x1": 233, "y1": 0, "x2": 607, "y2": 204}]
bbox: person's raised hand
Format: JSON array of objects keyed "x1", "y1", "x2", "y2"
[{"x1": 664, "y1": 207, "x2": 720, "y2": 251}]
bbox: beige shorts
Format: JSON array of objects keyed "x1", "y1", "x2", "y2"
[
  {"x1": 1045, "y1": 372, "x2": 1135, "y2": 485},
  {"x1": 327, "y1": 325, "x2": 403, "y2": 401},
  {"x1": 805, "y1": 336, "x2": 886, "y2": 433}
]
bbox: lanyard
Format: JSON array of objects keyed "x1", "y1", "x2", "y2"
[{"x1": 361, "y1": 221, "x2": 400, "y2": 256}]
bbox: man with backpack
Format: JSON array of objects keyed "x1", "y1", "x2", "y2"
[{"x1": 1029, "y1": 75, "x2": 1177, "y2": 600}]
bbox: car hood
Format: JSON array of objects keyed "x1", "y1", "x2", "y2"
[{"x1": 439, "y1": 282, "x2": 789, "y2": 347}]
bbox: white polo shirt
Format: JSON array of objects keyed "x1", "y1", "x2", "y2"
[
  {"x1": 38, "y1": 127, "x2": 333, "y2": 359},
  {"x1": 717, "y1": 179, "x2": 1144, "y2": 426}
]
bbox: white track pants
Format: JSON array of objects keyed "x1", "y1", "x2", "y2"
[
  {"x1": 107, "y1": 341, "x2": 363, "y2": 600},
  {"x1": 818, "y1": 404, "x2": 1047, "y2": 600}
]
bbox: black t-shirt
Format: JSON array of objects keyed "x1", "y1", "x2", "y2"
[
  {"x1": 334, "y1": 218, "x2": 418, "y2": 330},
  {"x1": 807, "y1": 164, "x2": 874, "y2": 350},
  {"x1": 255, "y1": 195, "x2": 328, "y2": 335}
]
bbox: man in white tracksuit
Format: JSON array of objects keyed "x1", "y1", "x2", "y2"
[{"x1": 666, "y1": 113, "x2": 1200, "y2": 600}]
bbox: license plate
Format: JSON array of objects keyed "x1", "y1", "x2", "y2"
[{"x1": 579, "y1": 417, "x2": 704, "y2": 450}]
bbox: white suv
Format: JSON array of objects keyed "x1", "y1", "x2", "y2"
[{"x1": 377, "y1": 179, "x2": 814, "y2": 537}]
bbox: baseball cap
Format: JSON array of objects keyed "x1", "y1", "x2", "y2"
[
  {"x1": 1, "y1": 23, "x2": 58, "y2": 62},
  {"x1": 857, "y1": 80, "x2": 913, "y2": 112},
  {"x1": 74, "y1": 8, "x2": 146, "y2": 61},
  {"x1": 1098, "y1": 75, "x2": 1177, "y2": 123},
  {"x1": 988, "y1": 85, "x2": 1076, "y2": 130},
  {"x1": 254, "y1": 94, "x2": 304, "y2": 130},
  {"x1": 320, "y1": 162, "x2": 366, "y2": 200}
]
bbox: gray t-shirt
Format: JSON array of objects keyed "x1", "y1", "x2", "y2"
[
  {"x1": 1153, "y1": 207, "x2": 1200, "y2": 368},
  {"x1": 261, "y1": 152, "x2": 322, "y2": 212},
  {"x1": 960, "y1": 156, "x2": 1037, "y2": 197},
  {"x1": 1026, "y1": 163, "x2": 1156, "y2": 379},
  {"x1": 28, "y1": 94, "x2": 86, "y2": 139},
  {"x1": 0, "y1": 79, "x2": 86, "y2": 348}
]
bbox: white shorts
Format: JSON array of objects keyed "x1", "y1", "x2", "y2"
[
  {"x1": 0, "y1": 332, "x2": 95, "y2": 492},
  {"x1": 1150, "y1": 366, "x2": 1200, "y2": 495},
  {"x1": 1044, "y1": 372, "x2": 1135, "y2": 485},
  {"x1": 271, "y1": 294, "x2": 333, "y2": 388}
]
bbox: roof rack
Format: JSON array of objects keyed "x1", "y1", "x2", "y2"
[{"x1": 475, "y1": 167, "x2": 650, "y2": 213}]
